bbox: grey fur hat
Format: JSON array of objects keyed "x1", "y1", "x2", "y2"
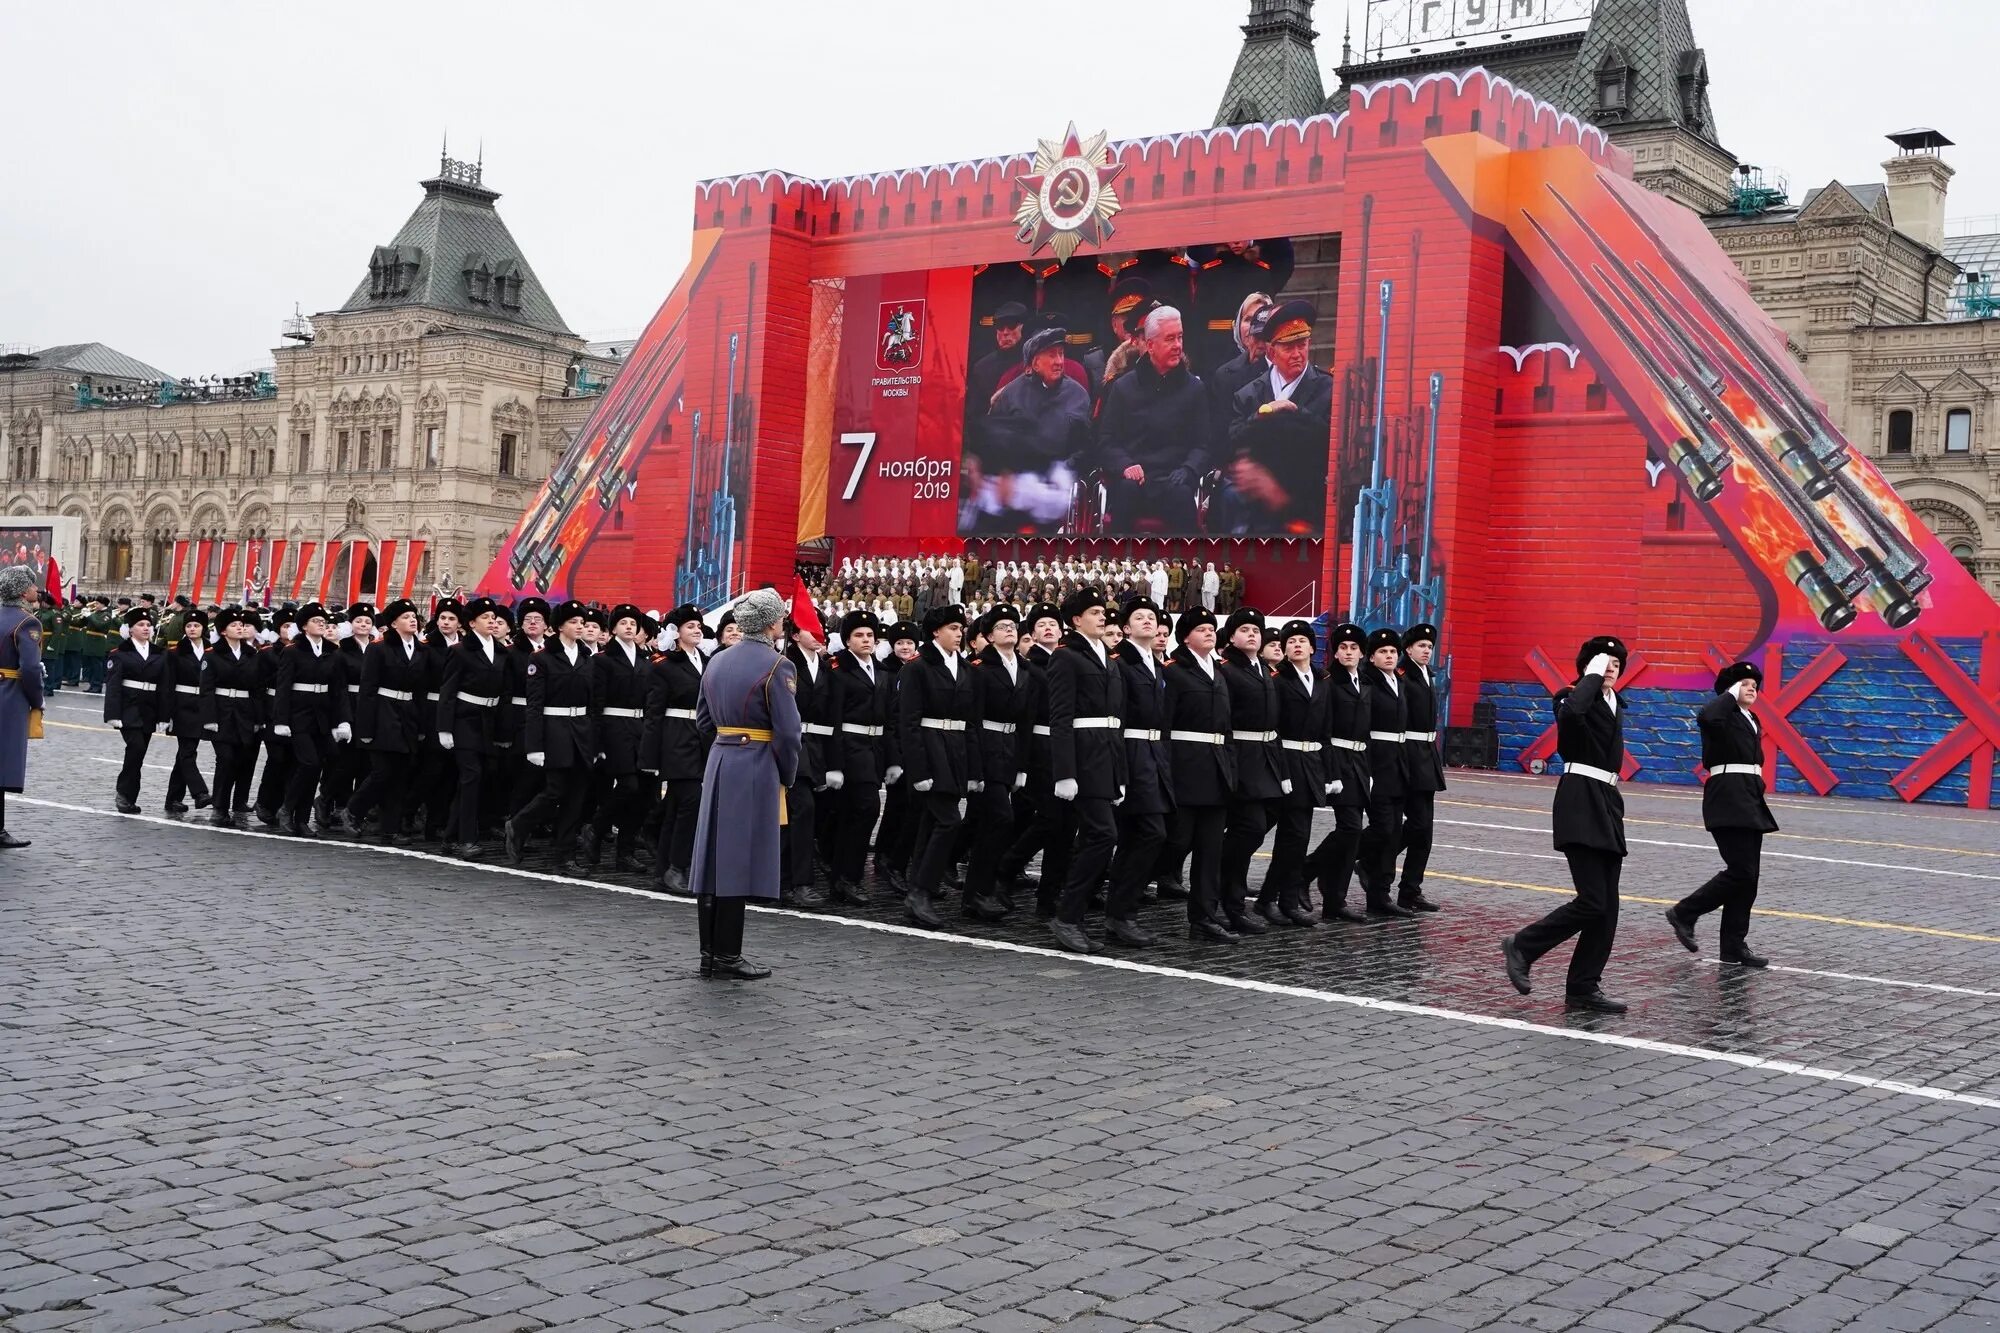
[
  {"x1": 0, "y1": 566, "x2": 35, "y2": 603},
  {"x1": 731, "y1": 587, "x2": 788, "y2": 637}
]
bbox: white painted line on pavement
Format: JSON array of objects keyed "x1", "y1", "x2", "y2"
[
  {"x1": 16, "y1": 794, "x2": 2000, "y2": 1115},
  {"x1": 88, "y1": 756, "x2": 173, "y2": 773},
  {"x1": 1695, "y1": 958, "x2": 2000, "y2": 1000}
]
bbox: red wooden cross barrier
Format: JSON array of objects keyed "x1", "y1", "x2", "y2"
[
  {"x1": 1700, "y1": 642, "x2": 1844, "y2": 795},
  {"x1": 1515, "y1": 647, "x2": 1650, "y2": 779},
  {"x1": 1892, "y1": 630, "x2": 2000, "y2": 808}
]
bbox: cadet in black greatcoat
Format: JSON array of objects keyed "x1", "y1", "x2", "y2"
[
  {"x1": 272, "y1": 604, "x2": 344, "y2": 838},
  {"x1": 642, "y1": 605, "x2": 710, "y2": 891},
  {"x1": 592, "y1": 605, "x2": 658, "y2": 876},
  {"x1": 1106, "y1": 598, "x2": 1170, "y2": 946},
  {"x1": 1260, "y1": 619, "x2": 1332, "y2": 928},
  {"x1": 1161, "y1": 608, "x2": 1238, "y2": 941},
  {"x1": 413, "y1": 602, "x2": 463, "y2": 841},
  {"x1": 964, "y1": 606, "x2": 1029, "y2": 920},
  {"x1": 507, "y1": 601, "x2": 596, "y2": 869},
  {"x1": 103, "y1": 607, "x2": 169, "y2": 813},
  {"x1": 996, "y1": 604, "x2": 1062, "y2": 910},
  {"x1": 436, "y1": 597, "x2": 511, "y2": 859},
  {"x1": 162, "y1": 610, "x2": 213, "y2": 816},
  {"x1": 1357, "y1": 629, "x2": 1417, "y2": 917},
  {"x1": 1665, "y1": 661, "x2": 1778, "y2": 968},
  {"x1": 782, "y1": 614, "x2": 831, "y2": 909},
  {"x1": 346, "y1": 599, "x2": 427, "y2": 844},
  {"x1": 1503, "y1": 635, "x2": 1631, "y2": 1013},
  {"x1": 1312, "y1": 623, "x2": 1373, "y2": 922},
  {"x1": 201, "y1": 607, "x2": 265, "y2": 828},
  {"x1": 251, "y1": 609, "x2": 297, "y2": 826},
  {"x1": 1218, "y1": 609, "x2": 1281, "y2": 936},
  {"x1": 822, "y1": 610, "x2": 887, "y2": 904},
  {"x1": 897, "y1": 604, "x2": 981, "y2": 928},
  {"x1": 873, "y1": 620, "x2": 923, "y2": 891},
  {"x1": 1396, "y1": 623, "x2": 1446, "y2": 912},
  {"x1": 1046, "y1": 587, "x2": 1129, "y2": 954}
]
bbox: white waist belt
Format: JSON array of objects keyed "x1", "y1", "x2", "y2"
[
  {"x1": 348, "y1": 684, "x2": 362, "y2": 694},
  {"x1": 458, "y1": 693, "x2": 498, "y2": 707},
  {"x1": 1032, "y1": 724, "x2": 1053, "y2": 736},
  {"x1": 1369, "y1": 730, "x2": 1402, "y2": 742},
  {"x1": 1328, "y1": 737, "x2": 1367, "y2": 752},
  {"x1": 1709, "y1": 764, "x2": 1763, "y2": 779},
  {"x1": 1233, "y1": 729, "x2": 1277, "y2": 743},
  {"x1": 1405, "y1": 730, "x2": 1438, "y2": 743},
  {"x1": 121, "y1": 680, "x2": 157, "y2": 691},
  {"x1": 425, "y1": 691, "x2": 441, "y2": 700},
  {"x1": 802, "y1": 723, "x2": 836, "y2": 735},
  {"x1": 214, "y1": 688, "x2": 251, "y2": 699},
  {"x1": 1124, "y1": 727, "x2": 1162, "y2": 741},
  {"x1": 1171, "y1": 730, "x2": 1227, "y2": 745},
  {"x1": 602, "y1": 706, "x2": 644, "y2": 719},
  {"x1": 544, "y1": 706, "x2": 588, "y2": 718},
  {"x1": 920, "y1": 718, "x2": 967, "y2": 731},
  {"x1": 1281, "y1": 739, "x2": 1323, "y2": 752},
  {"x1": 510, "y1": 696, "x2": 528, "y2": 707},
  {"x1": 291, "y1": 683, "x2": 328, "y2": 694},
  {"x1": 981, "y1": 720, "x2": 1017, "y2": 734},
  {"x1": 664, "y1": 707, "x2": 698, "y2": 720},
  {"x1": 1071, "y1": 717, "x2": 1120, "y2": 730},
  {"x1": 174, "y1": 684, "x2": 201, "y2": 694},
  {"x1": 842, "y1": 723, "x2": 884, "y2": 736},
  {"x1": 1565, "y1": 762, "x2": 1620, "y2": 786},
  {"x1": 378, "y1": 688, "x2": 414, "y2": 701}
]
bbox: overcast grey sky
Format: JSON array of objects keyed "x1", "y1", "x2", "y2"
[{"x1": 3, "y1": 0, "x2": 1993, "y2": 375}]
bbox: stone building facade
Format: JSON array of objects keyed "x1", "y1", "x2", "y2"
[{"x1": 0, "y1": 156, "x2": 621, "y2": 598}]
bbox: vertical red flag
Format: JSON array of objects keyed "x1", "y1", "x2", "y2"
[
  {"x1": 218, "y1": 541, "x2": 239, "y2": 602},
  {"x1": 44, "y1": 557, "x2": 63, "y2": 605},
  {"x1": 291, "y1": 540, "x2": 316, "y2": 600},
  {"x1": 168, "y1": 540, "x2": 190, "y2": 601},
  {"x1": 190, "y1": 540, "x2": 214, "y2": 604},
  {"x1": 346, "y1": 539, "x2": 369, "y2": 607},
  {"x1": 374, "y1": 539, "x2": 398, "y2": 604},
  {"x1": 316, "y1": 541, "x2": 338, "y2": 604},
  {"x1": 265, "y1": 539, "x2": 287, "y2": 604},
  {"x1": 401, "y1": 539, "x2": 427, "y2": 599},
  {"x1": 790, "y1": 576, "x2": 824, "y2": 641}
]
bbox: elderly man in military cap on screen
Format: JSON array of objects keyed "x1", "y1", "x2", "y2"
[{"x1": 687, "y1": 587, "x2": 800, "y2": 981}]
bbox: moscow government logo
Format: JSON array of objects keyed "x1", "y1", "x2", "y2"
[
  {"x1": 876, "y1": 300, "x2": 926, "y2": 372},
  {"x1": 1013, "y1": 124, "x2": 1124, "y2": 263}
]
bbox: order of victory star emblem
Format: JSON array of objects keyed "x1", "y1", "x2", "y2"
[{"x1": 1013, "y1": 123, "x2": 1124, "y2": 263}]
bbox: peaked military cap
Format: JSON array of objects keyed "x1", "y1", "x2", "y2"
[
  {"x1": 991, "y1": 300, "x2": 1029, "y2": 328},
  {"x1": 1262, "y1": 298, "x2": 1318, "y2": 346}
]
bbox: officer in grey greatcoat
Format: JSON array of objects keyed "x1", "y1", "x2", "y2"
[{"x1": 0, "y1": 565, "x2": 45, "y2": 847}]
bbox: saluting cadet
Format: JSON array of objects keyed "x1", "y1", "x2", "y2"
[
  {"x1": 873, "y1": 620, "x2": 922, "y2": 893},
  {"x1": 162, "y1": 609, "x2": 214, "y2": 818},
  {"x1": 822, "y1": 609, "x2": 887, "y2": 904},
  {"x1": 437, "y1": 597, "x2": 510, "y2": 859},
  {"x1": 1357, "y1": 629, "x2": 1417, "y2": 918},
  {"x1": 345, "y1": 599, "x2": 427, "y2": 845},
  {"x1": 1105, "y1": 597, "x2": 1169, "y2": 945},
  {"x1": 201, "y1": 607, "x2": 265, "y2": 828},
  {"x1": 964, "y1": 605, "x2": 1028, "y2": 920},
  {"x1": 506, "y1": 601, "x2": 596, "y2": 869},
  {"x1": 1046, "y1": 587, "x2": 1128, "y2": 954},
  {"x1": 1666, "y1": 661, "x2": 1776, "y2": 968},
  {"x1": 1503, "y1": 635, "x2": 1631, "y2": 1013},
  {"x1": 251, "y1": 608, "x2": 297, "y2": 826},
  {"x1": 104, "y1": 605, "x2": 169, "y2": 813},
  {"x1": 0, "y1": 566, "x2": 44, "y2": 846},
  {"x1": 896, "y1": 603, "x2": 981, "y2": 928},
  {"x1": 1259, "y1": 619, "x2": 1332, "y2": 929},
  {"x1": 687, "y1": 587, "x2": 800, "y2": 981},
  {"x1": 273, "y1": 603, "x2": 344, "y2": 838},
  {"x1": 592, "y1": 605, "x2": 657, "y2": 879},
  {"x1": 1217, "y1": 609, "x2": 1280, "y2": 935},
  {"x1": 1394, "y1": 624, "x2": 1446, "y2": 912},
  {"x1": 1162, "y1": 607, "x2": 1239, "y2": 941},
  {"x1": 995, "y1": 603, "x2": 1061, "y2": 909},
  {"x1": 1311, "y1": 622, "x2": 1372, "y2": 922},
  {"x1": 781, "y1": 612, "x2": 831, "y2": 909},
  {"x1": 643, "y1": 605, "x2": 710, "y2": 892}
]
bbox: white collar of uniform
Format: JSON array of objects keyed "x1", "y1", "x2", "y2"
[
  {"x1": 1605, "y1": 689, "x2": 1618, "y2": 715},
  {"x1": 474, "y1": 632, "x2": 495, "y2": 659},
  {"x1": 401, "y1": 633, "x2": 418, "y2": 657},
  {"x1": 1190, "y1": 649, "x2": 1216, "y2": 678},
  {"x1": 564, "y1": 640, "x2": 580, "y2": 665},
  {"x1": 134, "y1": 641, "x2": 150, "y2": 659},
  {"x1": 688, "y1": 645, "x2": 703, "y2": 673},
  {"x1": 1293, "y1": 662, "x2": 1314, "y2": 691},
  {"x1": 1269, "y1": 362, "x2": 1305, "y2": 402},
  {"x1": 1740, "y1": 706, "x2": 1756, "y2": 731}
]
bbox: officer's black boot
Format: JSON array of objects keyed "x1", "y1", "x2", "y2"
[
  {"x1": 696, "y1": 894, "x2": 716, "y2": 977},
  {"x1": 709, "y1": 900, "x2": 771, "y2": 981},
  {"x1": 0, "y1": 794, "x2": 27, "y2": 849}
]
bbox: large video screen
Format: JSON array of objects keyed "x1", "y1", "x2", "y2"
[
  {"x1": 0, "y1": 526, "x2": 55, "y2": 582},
  {"x1": 822, "y1": 237, "x2": 1332, "y2": 542}
]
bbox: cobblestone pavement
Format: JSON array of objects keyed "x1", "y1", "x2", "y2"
[{"x1": 5, "y1": 704, "x2": 1999, "y2": 1332}]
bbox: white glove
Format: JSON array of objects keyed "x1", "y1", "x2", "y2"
[
  {"x1": 825, "y1": 769, "x2": 845, "y2": 790},
  {"x1": 1114, "y1": 784, "x2": 1126, "y2": 806},
  {"x1": 204, "y1": 722, "x2": 217, "y2": 732},
  {"x1": 885, "y1": 766, "x2": 903, "y2": 785},
  {"x1": 332, "y1": 722, "x2": 352, "y2": 744},
  {"x1": 1054, "y1": 778, "x2": 1079, "y2": 801},
  {"x1": 527, "y1": 751, "x2": 545, "y2": 767},
  {"x1": 273, "y1": 724, "x2": 292, "y2": 738},
  {"x1": 1015, "y1": 772, "x2": 1027, "y2": 789},
  {"x1": 1324, "y1": 781, "x2": 1335, "y2": 795},
  {"x1": 914, "y1": 778, "x2": 934, "y2": 793},
  {"x1": 966, "y1": 780, "x2": 984, "y2": 793},
  {"x1": 1332, "y1": 779, "x2": 1343, "y2": 795},
  {"x1": 438, "y1": 732, "x2": 455, "y2": 750},
  {"x1": 108, "y1": 721, "x2": 122, "y2": 730},
  {"x1": 641, "y1": 766, "x2": 658, "y2": 776},
  {"x1": 162, "y1": 721, "x2": 174, "y2": 736},
  {"x1": 1280, "y1": 778, "x2": 1293, "y2": 795},
  {"x1": 1729, "y1": 680, "x2": 1751, "y2": 702},
  {"x1": 1584, "y1": 652, "x2": 1614, "y2": 679}
]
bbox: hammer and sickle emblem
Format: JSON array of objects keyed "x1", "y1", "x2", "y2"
[{"x1": 1052, "y1": 170, "x2": 1089, "y2": 210}]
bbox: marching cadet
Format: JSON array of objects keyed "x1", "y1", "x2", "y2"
[
  {"x1": 162, "y1": 609, "x2": 215, "y2": 818},
  {"x1": 506, "y1": 601, "x2": 596, "y2": 869},
  {"x1": 1312, "y1": 622, "x2": 1373, "y2": 922},
  {"x1": 781, "y1": 611, "x2": 831, "y2": 909},
  {"x1": 272, "y1": 603, "x2": 344, "y2": 838},
  {"x1": 822, "y1": 609, "x2": 888, "y2": 905},
  {"x1": 104, "y1": 605, "x2": 169, "y2": 813},
  {"x1": 251, "y1": 608, "x2": 297, "y2": 826},
  {"x1": 963, "y1": 605, "x2": 1028, "y2": 920},
  {"x1": 643, "y1": 605, "x2": 710, "y2": 892},
  {"x1": 0, "y1": 566, "x2": 44, "y2": 846},
  {"x1": 1665, "y1": 661, "x2": 1776, "y2": 968},
  {"x1": 873, "y1": 620, "x2": 923, "y2": 893},
  {"x1": 436, "y1": 597, "x2": 511, "y2": 860},
  {"x1": 1395, "y1": 623, "x2": 1445, "y2": 912},
  {"x1": 345, "y1": 599, "x2": 427, "y2": 845},
  {"x1": 896, "y1": 603, "x2": 981, "y2": 929},
  {"x1": 200, "y1": 607, "x2": 264, "y2": 829},
  {"x1": 687, "y1": 587, "x2": 799, "y2": 981},
  {"x1": 1045, "y1": 587, "x2": 1128, "y2": 954},
  {"x1": 318, "y1": 604, "x2": 376, "y2": 832},
  {"x1": 1162, "y1": 607, "x2": 1239, "y2": 941},
  {"x1": 1502, "y1": 636, "x2": 1631, "y2": 1013},
  {"x1": 505, "y1": 596, "x2": 553, "y2": 817},
  {"x1": 1259, "y1": 618, "x2": 1332, "y2": 929},
  {"x1": 1217, "y1": 608, "x2": 1280, "y2": 936},
  {"x1": 415, "y1": 600, "x2": 464, "y2": 842},
  {"x1": 591, "y1": 605, "x2": 657, "y2": 879},
  {"x1": 995, "y1": 603, "x2": 1061, "y2": 909},
  {"x1": 1357, "y1": 628, "x2": 1417, "y2": 918},
  {"x1": 1105, "y1": 596, "x2": 1169, "y2": 945}
]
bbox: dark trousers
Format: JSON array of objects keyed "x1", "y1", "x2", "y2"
[
  {"x1": 416, "y1": 747, "x2": 455, "y2": 836},
  {"x1": 211, "y1": 741, "x2": 258, "y2": 815},
  {"x1": 350, "y1": 748, "x2": 417, "y2": 839},
  {"x1": 1108, "y1": 808, "x2": 1166, "y2": 921},
  {"x1": 696, "y1": 895, "x2": 750, "y2": 958},
  {"x1": 114, "y1": 726, "x2": 152, "y2": 803},
  {"x1": 1107, "y1": 477, "x2": 1196, "y2": 532},
  {"x1": 1516, "y1": 847, "x2": 1623, "y2": 995},
  {"x1": 1399, "y1": 788, "x2": 1437, "y2": 898},
  {"x1": 586, "y1": 772, "x2": 648, "y2": 858},
  {"x1": 783, "y1": 780, "x2": 816, "y2": 888},
  {"x1": 963, "y1": 784, "x2": 1016, "y2": 900},
  {"x1": 254, "y1": 732, "x2": 294, "y2": 815},
  {"x1": 1359, "y1": 792, "x2": 1405, "y2": 901},
  {"x1": 321, "y1": 741, "x2": 357, "y2": 809},
  {"x1": 163, "y1": 732, "x2": 210, "y2": 807},
  {"x1": 508, "y1": 759, "x2": 544, "y2": 818},
  {"x1": 651, "y1": 779, "x2": 702, "y2": 872},
  {"x1": 512, "y1": 762, "x2": 591, "y2": 856},
  {"x1": 1261, "y1": 805, "x2": 1315, "y2": 911},
  {"x1": 1056, "y1": 796, "x2": 1117, "y2": 924},
  {"x1": 62, "y1": 651, "x2": 82, "y2": 686},
  {"x1": 453, "y1": 748, "x2": 494, "y2": 843},
  {"x1": 1222, "y1": 796, "x2": 1273, "y2": 906},
  {"x1": 999, "y1": 785, "x2": 1051, "y2": 879},
  {"x1": 282, "y1": 741, "x2": 324, "y2": 826},
  {"x1": 1169, "y1": 804, "x2": 1228, "y2": 925},
  {"x1": 1311, "y1": 806, "x2": 1366, "y2": 912},
  {"x1": 878, "y1": 782, "x2": 916, "y2": 876},
  {"x1": 1675, "y1": 828, "x2": 1761, "y2": 952},
  {"x1": 909, "y1": 790, "x2": 964, "y2": 894},
  {"x1": 832, "y1": 783, "x2": 881, "y2": 884},
  {"x1": 84, "y1": 656, "x2": 105, "y2": 690}
]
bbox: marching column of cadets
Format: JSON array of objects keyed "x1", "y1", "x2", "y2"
[{"x1": 81, "y1": 586, "x2": 1778, "y2": 1007}]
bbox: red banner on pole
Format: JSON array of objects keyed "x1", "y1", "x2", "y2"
[
  {"x1": 316, "y1": 541, "x2": 337, "y2": 604},
  {"x1": 190, "y1": 540, "x2": 214, "y2": 605},
  {"x1": 346, "y1": 539, "x2": 369, "y2": 607},
  {"x1": 218, "y1": 541, "x2": 239, "y2": 602},
  {"x1": 264, "y1": 539, "x2": 285, "y2": 604},
  {"x1": 401, "y1": 539, "x2": 426, "y2": 599},
  {"x1": 374, "y1": 539, "x2": 398, "y2": 604},
  {"x1": 168, "y1": 540, "x2": 189, "y2": 601},
  {"x1": 291, "y1": 540, "x2": 316, "y2": 601}
]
